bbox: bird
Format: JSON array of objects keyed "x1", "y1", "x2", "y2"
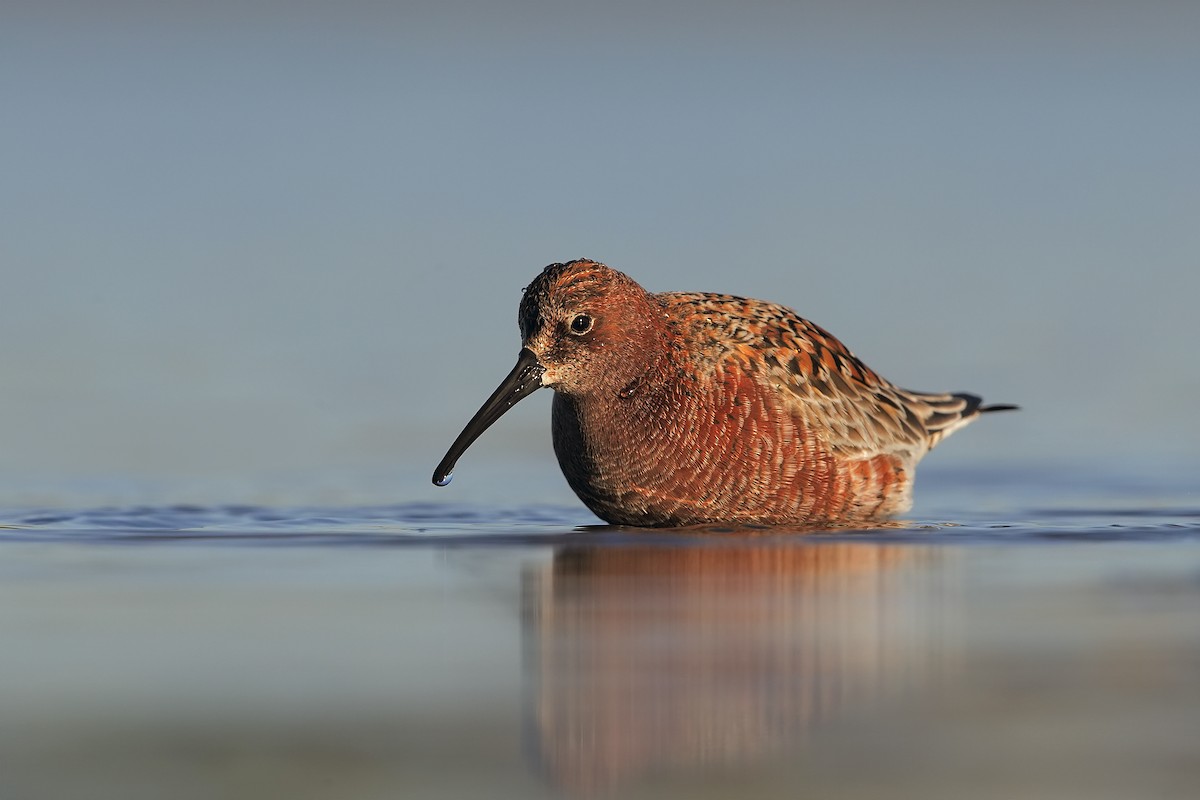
[{"x1": 432, "y1": 259, "x2": 1015, "y2": 527}]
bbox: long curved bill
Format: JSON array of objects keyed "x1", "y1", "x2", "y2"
[{"x1": 432, "y1": 348, "x2": 546, "y2": 486}]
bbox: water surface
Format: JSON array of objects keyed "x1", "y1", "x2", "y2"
[{"x1": 0, "y1": 477, "x2": 1197, "y2": 800}]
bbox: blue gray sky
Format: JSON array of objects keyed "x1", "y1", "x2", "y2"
[{"x1": 2, "y1": 2, "x2": 1197, "y2": 506}]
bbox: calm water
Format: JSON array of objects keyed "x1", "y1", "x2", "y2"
[{"x1": 1, "y1": 467, "x2": 1198, "y2": 800}]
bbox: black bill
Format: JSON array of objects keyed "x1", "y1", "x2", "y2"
[{"x1": 432, "y1": 348, "x2": 546, "y2": 486}]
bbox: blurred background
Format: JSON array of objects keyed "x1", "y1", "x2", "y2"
[{"x1": 3, "y1": 0, "x2": 1197, "y2": 510}]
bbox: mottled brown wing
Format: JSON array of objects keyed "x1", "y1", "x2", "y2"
[{"x1": 661, "y1": 292, "x2": 981, "y2": 461}]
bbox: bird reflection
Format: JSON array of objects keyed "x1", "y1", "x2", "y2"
[{"x1": 522, "y1": 539, "x2": 957, "y2": 795}]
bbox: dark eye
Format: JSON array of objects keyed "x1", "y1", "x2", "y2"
[{"x1": 569, "y1": 314, "x2": 594, "y2": 335}]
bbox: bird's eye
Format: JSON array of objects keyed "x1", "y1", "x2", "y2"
[{"x1": 569, "y1": 314, "x2": 594, "y2": 335}]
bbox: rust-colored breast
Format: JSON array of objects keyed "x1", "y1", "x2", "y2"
[{"x1": 551, "y1": 346, "x2": 915, "y2": 527}]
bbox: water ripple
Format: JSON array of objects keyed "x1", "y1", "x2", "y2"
[{"x1": 0, "y1": 503, "x2": 1196, "y2": 546}]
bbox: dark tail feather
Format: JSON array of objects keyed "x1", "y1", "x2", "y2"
[
  {"x1": 951, "y1": 393, "x2": 1018, "y2": 417},
  {"x1": 905, "y1": 391, "x2": 1017, "y2": 451}
]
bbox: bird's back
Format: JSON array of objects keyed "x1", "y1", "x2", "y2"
[{"x1": 659, "y1": 290, "x2": 1004, "y2": 473}]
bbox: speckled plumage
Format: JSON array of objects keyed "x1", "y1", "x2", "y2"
[{"x1": 434, "y1": 259, "x2": 1014, "y2": 527}]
